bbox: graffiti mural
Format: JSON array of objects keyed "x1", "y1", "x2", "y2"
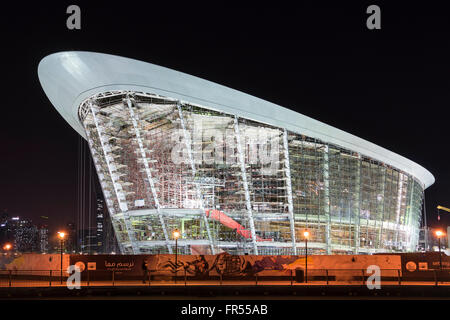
[
  {"x1": 153, "y1": 253, "x2": 301, "y2": 277},
  {"x1": 156, "y1": 253, "x2": 254, "y2": 277}
]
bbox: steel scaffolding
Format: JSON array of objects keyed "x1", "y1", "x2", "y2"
[
  {"x1": 77, "y1": 90, "x2": 425, "y2": 255},
  {"x1": 125, "y1": 97, "x2": 172, "y2": 253}
]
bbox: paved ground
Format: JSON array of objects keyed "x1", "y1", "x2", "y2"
[{"x1": 1, "y1": 284, "x2": 449, "y2": 300}]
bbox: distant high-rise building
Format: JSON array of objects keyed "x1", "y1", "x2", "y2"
[
  {"x1": 0, "y1": 215, "x2": 19, "y2": 246},
  {"x1": 103, "y1": 212, "x2": 119, "y2": 253},
  {"x1": 15, "y1": 218, "x2": 38, "y2": 253},
  {"x1": 418, "y1": 226, "x2": 448, "y2": 252},
  {"x1": 418, "y1": 227, "x2": 431, "y2": 252},
  {"x1": 66, "y1": 222, "x2": 77, "y2": 253},
  {"x1": 92, "y1": 193, "x2": 119, "y2": 253},
  {"x1": 38, "y1": 225, "x2": 49, "y2": 253},
  {"x1": 96, "y1": 194, "x2": 105, "y2": 253},
  {"x1": 0, "y1": 212, "x2": 8, "y2": 244},
  {"x1": 1, "y1": 215, "x2": 46, "y2": 253},
  {"x1": 0, "y1": 209, "x2": 8, "y2": 226},
  {"x1": 79, "y1": 227, "x2": 99, "y2": 253}
]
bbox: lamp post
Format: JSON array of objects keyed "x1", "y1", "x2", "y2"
[
  {"x1": 303, "y1": 230, "x2": 309, "y2": 283},
  {"x1": 173, "y1": 229, "x2": 180, "y2": 283},
  {"x1": 435, "y1": 230, "x2": 445, "y2": 270},
  {"x1": 57, "y1": 231, "x2": 66, "y2": 284}
]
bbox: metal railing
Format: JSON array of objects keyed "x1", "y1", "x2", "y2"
[{"x1": 0, "y1": 268, "x2": 449, "y2": 288}]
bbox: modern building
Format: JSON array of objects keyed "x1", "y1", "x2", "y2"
[
  {"x1": 0, "y1": 216, "x2": 20, "y2": 251},
  {"x1": 38, "y1": 225, "x2": 49, "y2": 253},
  {"x1": 66, "y1": 222, "x2": 77, "y2": 253},
  {"x1": 95, "y1": 194, "x2": 105, "y2": 252},
  {"x1": 38, "y1": 52, "x2": 434, "y2": 255},
  {"x1": 103, "y1": 211, "x2": 120, "y2": 254},
  {"x1": 417, "y1": 226, "x2": 448, "y2": 253},
  {"x1": 1, "y1": 215, "x2": 49, "y2": 253},
  {"x1": 95, "y1": 194, "x2": 119, "y2": 253},
  {"x1": 79, "y1": 228, "x2": 99, "y2": 254},
  {"x1": 0, "y1": 212, "x2": 14, "y2": 245},
  {"x1": 15, "y1": 218, "x2": 38, "y2": 253}
]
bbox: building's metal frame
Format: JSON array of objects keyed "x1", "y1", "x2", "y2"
[
  {"x1": 282, "y1": 129, "x2": 297, "y2": 254},
  {"x1": 177, "y1": 103, "x2": 216, "y2": 254},
  {"x1": 125, "y1": 96, "x2": 172, "y2": 253},
  {"x1": 88, "y1": 101, "x2": 138, "y2": 254},
  {"x1": 233, "y1": 115, "x2": 258, "y2": 255}
]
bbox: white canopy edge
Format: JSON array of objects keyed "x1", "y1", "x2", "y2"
[{"x1": 38, "y1": 51, "x2": 434, "y2": 188}]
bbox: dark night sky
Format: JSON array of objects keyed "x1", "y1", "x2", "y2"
[{"x1": 0, "y1": 2, "x2": 449, "y2": 233}]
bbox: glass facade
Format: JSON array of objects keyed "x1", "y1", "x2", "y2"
[{"x1": 79, "y1": 90, "x2": 425, "y2": 255}]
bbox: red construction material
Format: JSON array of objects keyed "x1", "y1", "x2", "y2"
[{"x1": 205, "y1": 209, "x2": 273, "y2": 242}]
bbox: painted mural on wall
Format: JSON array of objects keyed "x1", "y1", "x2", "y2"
[
  {"x1": 153, "y1": 253, "x2": 304, "y2": 277},
  {"x1": 69, "y1": 252, "x2": 401, "y2": 278},
  {"x1": 68, "y1": 253, "x2": 311, "y2": 278}
]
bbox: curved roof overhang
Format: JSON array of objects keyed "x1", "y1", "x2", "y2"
[{"x1": 38, "y1": 51, "x2": 435, "y2": 188}]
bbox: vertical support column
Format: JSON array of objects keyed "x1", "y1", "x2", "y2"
[
  {"x1": 406, "y1": 178, "x2": 415, "y2": 251},
  {"x1": 282, "y1": 129, "x2": 297, "y2": 255},
  {"x1": 377, "y1": 167, "x2": 387, "y2": 249},
  {"x1": 323, "y1": 145, "x2": 332, "y2": 254},
  {"x1": 110, "y1": 216, "x2": 125, "y2": 253},
  {"x1": 233, "y1": 116, "x2": 258, "y2": 255},
  {"x1": 177, "y1": 104, "x2": 215, "y2": 254},
  {"x1": 123, "y1": 212, "x2": 138, "y2": 254},
  {"x1": 353, "y1": 154, "x2": 361, "y2": 254},
  {"x1": 412, "y1": 187, "x2": 424, "y2": 252},
  {"x1": 423, "y1": 189, "x2": 428, "y2": 251},
  {"x1": 88, "y1": 101, "x2": 138, "y2": 254},
  {"x1": 125, "y1": 97, "x2": 172, "y2": 253},
  {"x1": 394, "y1": 172, "x2": 404, "y2": 249}
]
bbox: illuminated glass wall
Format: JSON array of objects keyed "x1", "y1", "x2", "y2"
[{"x1": 79, "y1": 91, "x2": 424, "y2": 255}]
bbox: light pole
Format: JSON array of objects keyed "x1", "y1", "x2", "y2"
[
  {"x1": 435, "y1": 230, "x2": 445, "y2": 270},
  {"x1": 173, "y1": 229, "x2": 180, "y2": 283},
  {"x1": 57, "y1": 231, "x2": 66, "y2": 284},
  {"x1": 303, "y1": 230, "x2": 309, "y2": 283}
]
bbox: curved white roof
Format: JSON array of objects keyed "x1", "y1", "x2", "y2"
[{"x1": 38, "y1": 51, "x2": 434, "y2": 188}]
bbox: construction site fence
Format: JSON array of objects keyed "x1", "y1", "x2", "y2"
[{"x1": 0, "y1": 268, "x2": 449, "y2": 288}]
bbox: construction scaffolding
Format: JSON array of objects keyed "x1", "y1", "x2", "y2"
[{"x1": 78, "y1": 90, "x2": 425, "y2": 255}]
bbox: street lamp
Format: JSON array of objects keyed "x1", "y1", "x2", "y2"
[
  {"x1": 303, "y1": 230, "x2": 310, "y2": 283},
  {"x1": 173, "y1": 229, "x2": 180, "y2": 283},
  {"x1": 435, "y1": 230, "x2": 445, "y2": 270},
  {"x1": 58, "y1": 231, "x2": 66, "y2": 284},
  {"x1": 2, "y1": 243, "x2": 12, "y2": 254}
]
